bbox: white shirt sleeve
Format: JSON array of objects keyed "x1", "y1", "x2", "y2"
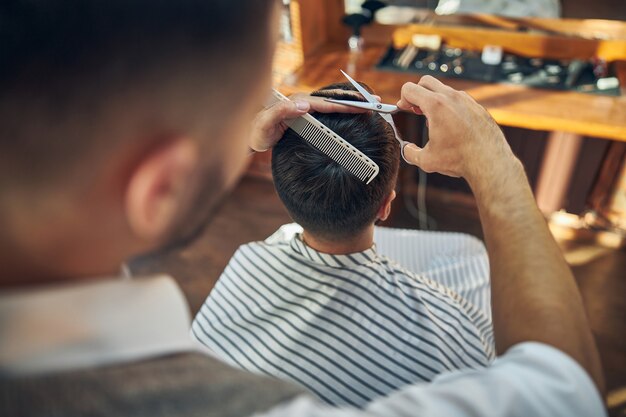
[{"x1": 255, "y1": 342, "x2": 606, "y2": 417}]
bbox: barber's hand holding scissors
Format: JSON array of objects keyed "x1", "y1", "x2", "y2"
[
  {"x1": 397, "y1": 75, "x2": 519, "y2": 185},
  {"x1": 249, "y1": 92, "x2": 378, "y2": 152},
  {"x1": 399, "y1": 76, "x2": 606, "y2": 393}
]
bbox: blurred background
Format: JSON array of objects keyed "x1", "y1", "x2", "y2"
[{"x1": 131, "y1": 1, "x2": 626, "y2": 415}]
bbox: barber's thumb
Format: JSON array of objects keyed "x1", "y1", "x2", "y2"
[
  {"x1": 403, "y1": 143, "x2": 425, "y2": 167},
  {"x1": 293, "y1": 100, "x2": 310, "y2": 113},
  {"x1": 274, "y1": 100, "x2": 310, "y2": 121},
  {"x1": 281, "y1": 100, "x2": 309, "y2": 120}
]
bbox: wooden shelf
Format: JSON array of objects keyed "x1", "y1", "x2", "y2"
[
  {"x1": 392, "y1": 23, "x2": 626, "y2": 61},
  {"x1": 278, "y1": 43, "x2": 626, "y2": 142}
]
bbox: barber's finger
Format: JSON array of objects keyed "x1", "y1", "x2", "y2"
[
  {"x1": 410, "y1": 106, "x2": 424, "y2": 115},
  {"x1": 397, "y1": 83, "x2": 437, "y2": 115},
  {"x1": 257, "y1": 100, "x2": 309, "y2": 132},
  {"x1": 307, "y1": 91, "x2": 382, "y2": 103},
  {"x1": 289, "y1": 94, "x2": 371, "y2": 114},
  {"x1": 417, "y1": 75, "x2": 452, "y2": 94},
  {"x1": 309, "y1": 98, "x2": 369, "y2": 114}
]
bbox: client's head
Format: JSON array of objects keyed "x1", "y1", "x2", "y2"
[{"x1": 272, "y1": 82, "x2": 400, "y2": 245}]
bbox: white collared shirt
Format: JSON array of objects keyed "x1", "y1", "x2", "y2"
[
  {"x1": 0, "y1": 275, "x2": 194, "y2": 375},
  {"x1": 258, "y1": 342, "x2": 605, "y2": 417}
]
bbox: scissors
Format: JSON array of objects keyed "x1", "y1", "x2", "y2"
[{"x1": 324, "y1": 69, "x2": 412, "y2": 163}]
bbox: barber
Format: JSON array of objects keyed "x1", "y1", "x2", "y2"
[
  {"x1": 0, "y1": 0, "x2": 604, "y2": 415},
  {"x1": 254, "y1": 76, "x2": 605, "y2": 416}
]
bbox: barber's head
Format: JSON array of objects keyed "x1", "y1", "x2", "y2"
[
  {"x1": 0, "y1": 0, "x2": 279, "y2": 284},
  {"x1": 272, "y1": 82, "x2": 400, "y2": 242}
]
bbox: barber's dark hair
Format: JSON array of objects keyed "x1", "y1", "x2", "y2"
[
  {"x1": 272, "y1": 82, "x2": 400, "y2": 240},
  {"x1": 0, "y1": 0, "x2": 275, "y2": 189}
]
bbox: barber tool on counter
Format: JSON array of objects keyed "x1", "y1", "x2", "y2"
[{"x1": 378, "y1": 34, "x2": 621, "y2": 96}]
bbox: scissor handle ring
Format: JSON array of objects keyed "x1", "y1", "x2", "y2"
[{"x1": 400, "y1": 141, "x2": 412, "y2": 164}]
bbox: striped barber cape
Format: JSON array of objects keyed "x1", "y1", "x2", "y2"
[{"x1": 192, "y1": 224, "x2": 495, "y2": 408}]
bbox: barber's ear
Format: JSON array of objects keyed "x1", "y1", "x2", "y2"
[
  {"x1": 124, "y1": 138, "x2": 199, "y2": 242},
  {"x1": 377, "y1": 190, "x2": 397, "y2": 222}
]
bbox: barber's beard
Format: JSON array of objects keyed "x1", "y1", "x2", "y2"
[{"x1": 133, "y1": 164, "x2": 229, "y2": 260}]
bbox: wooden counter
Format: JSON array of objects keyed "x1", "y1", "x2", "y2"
[{"x1": 278, "y1": 43, "x2": 626, "y2": 142}]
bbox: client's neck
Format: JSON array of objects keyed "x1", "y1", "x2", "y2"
[{"x1": 302, "y1": 225, "x2": 374, "y2": 255}]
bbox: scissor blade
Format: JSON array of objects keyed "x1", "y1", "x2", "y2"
[
  {"x1": 323, "y1": 98, "x2": 377, "y2": 111},
  {"x1": 324, "y1": 98, "x2": 398, "y2": 114},
  {"x1": 340, "y1": 69, "x2": 380, "y2": 104}
]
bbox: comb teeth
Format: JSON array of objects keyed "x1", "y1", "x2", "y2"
[
  {"x1": 290, "y1": 114, "x2": 380, "y2": 184},
  {"x1": 266, "y1": 89, "x2": 379, "y2": 184}
]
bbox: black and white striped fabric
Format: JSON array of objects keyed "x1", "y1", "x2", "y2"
[
  {"x1": 373, "y1": 226, "x2": 492, "y2": 320},
  {"x1": 192, "y1": 224, "x2": 495, "y2": 408}
]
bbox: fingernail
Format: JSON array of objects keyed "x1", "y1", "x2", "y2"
[{"x1": 295, "y1": 100, "x2": 310, "y2": 111}]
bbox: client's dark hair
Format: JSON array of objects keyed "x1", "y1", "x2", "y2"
[{"x1": 272, "y1": 82, "x2": 400, "y2": 240}]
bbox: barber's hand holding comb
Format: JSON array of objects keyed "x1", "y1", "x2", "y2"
[{"x1": 249, "y1": 92, "x2": 378, "y2": 152}]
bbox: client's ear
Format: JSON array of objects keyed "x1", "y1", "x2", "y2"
[
  {"x1": 377, "y1": 189, "x2": 397, "y2": 222},
  {"x1": 124, "y1": 138, "x2": 199, "y2": 242}
]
